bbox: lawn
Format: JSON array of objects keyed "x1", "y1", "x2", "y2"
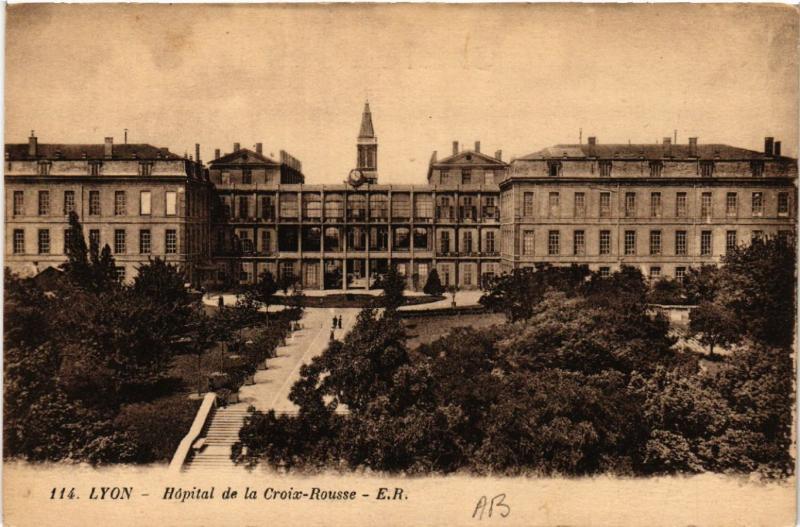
[{"x1": 402, "y1": 311, "x2": 507, "y2": 349}]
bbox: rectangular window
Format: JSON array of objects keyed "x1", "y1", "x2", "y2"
[
  {"x1": 599, "y1": 160, "x2": 613, "y2": 177},
  {"x1": 114, "y1": 191, "x2": 126, "y2": 216},
  {"x1": 676, "y1": 192, "x2": 687, "y2": 217},
  {"x1": 463, "y1": 231, "x2": 474, "y2": 254},
  {"x1": 599, "y1": 266, "x2": 611, "y2": 278},
  {"x1": 89, "y1": 161, "x2": 101, "y2": 176},
  {"x1": 485, "y1": 231, "x2": 496, "y2": 253},
  {"x1": 675, "y1": 266, "x2": 686, "y2": 284},
  {"x1": 115, "y1": 267, "x2": 126, "y2": 282},
  {"x1": 599, "y1": 230, "x2": 611, "y2": 255},
  {"x1": 38, "y1": 229, "x2": 50, "y2": 254},
  {"x1": 440, "y1": 231, "x2": 450, "y2": 254},
  {"x1": 649, "y1": 230, "x2": 662, "y2": 255},
  {"x1": 752, "y1": 192, "x2": 763, "y2": 216},
  {"x1": 140, "y1": 191, "x2": 151, "y2": 215},
  {"x1": 166, "y1": 229, "x2": 177, "y2": 254},
  {"x1": 599, "y1": 192, "x2": 611, "y2": 218},
  {"x1": 463, "y1": 265, "x2": 473, "y2": 286},
  {"x1": 726, "y1": 192, "x2": 738, "y2": 216},
  {"x1": 574, "y1": 192, "x2": 586, "y2": 218},
  {"x1": 548, "y1": 192, "x2": 559, "y2": 218},
  {"x1": 89, "y1": 229, "x2": 100, "y2": 249},
  {"x1": 650, "y1": 192, "x2": 662, "y2": 218},
  {"x1": 261, "y1": 230, "x2": 271, "y2": 253},
  {"x1": 649, "y1": 266, "x2": 661, "y2": 280},
  {"x1": 63, "y1": 191, "x2": 75, "y2": 214},
  {"x1": 750, "y1": 160, "x2": 764, "y2": 178},
  {"x1": 624, "y1": 192, "x2": 636, "y2": 218},
  {"x1": 523, "y1": 231, "x2": 535, "y2": 256},
  {"x1": 166, "y1": 191, "x2": 177, "y2": 216},
  {"x1": 523, "y1": 192, "x2": 534, "y2": 217},
  {"x1": 751, "y1": 230, "x2": 764, "y2": 243},
  {"x1": 649, "y1": 160, "x2": 663, "y2": 177},
  {"x1": 38, "y1": 191, "x2": 50, "y2": 216},
  {"x1": 675, "y1": 230, "x2": 687, "y2": 256},
  {"x1": 548, "y1": 230, "x2": 560, "y2": 256},
  {"x1": 139, "y1": 229, "x2": 151, "y2": 254},
  {"x1": 239, "y1": 196, "x2": 249, "y2": 218},
  {"x1": 114, "y1": 229, "x2": 126, "y2": 254},
  {"x1": 138, "y1": 162, "x2": 153, "y2": 177},
  {"x1": 63, "y1": 229, "x2": 72, "y2": 254},
  {"x1": 573, "y1": 230, "x2": 585, "y2": 256},
  {"x1": 462, "y1": 169, "x2": 472, "y2": 185},
  {"x1": 701, "y1": 230, "x2": 712, "y2": 256},
  {"x1": 624, "y1": 230, "x2": 636, "y2": 255},
  {"x1": 701, "y1": 192, "x2": 712, "y2": 219},
  {"x1": 89, "y1": 191, "x2": 101, "y2": 215},
  {"x1": 242, "y1": 169, "x2": 252, "y2": 184},
  {"x1": 726, "y1": 230, "x2": 737, "y2": 254},
  {"x1": 13, "y1": 191, "x2": 23, "y2": 216},
  {"x1": 13, "y1": 229, "x2": 24, "y2": 254},
  {"x1": 547, "y1": 160, "x2": 562, "y2": 177},
  {"x1": 778, "y1": 192, "x2": 789, "y2": 216},
  {"x1": 700, "y1": 160, "x2": 715, "y2": 178}
]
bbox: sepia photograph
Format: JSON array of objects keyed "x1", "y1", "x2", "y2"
[{"x1": 3, "y1": 3, "x2": 798, "y2": 526}]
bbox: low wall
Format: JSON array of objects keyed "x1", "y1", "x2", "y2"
[
  {"x1": 168, "y1": 392, "x2": 218, "y2": 472},
  {"x1": 397, "y1": 304, "x2": 486, "y2": 318}
]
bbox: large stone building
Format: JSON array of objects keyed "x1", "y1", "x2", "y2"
[
  {"x1": 5, "y1": 108, "x2": 796, "y2": 290},
  {"x1": 208, "y1": 103, "x2": 506, "y2": 290},
  {"x1": 5, "y1": 133, "x2": 212, "y2": 283},
  {"x1": 500, "y1": 136, "x2": 797, "y2": 281}
]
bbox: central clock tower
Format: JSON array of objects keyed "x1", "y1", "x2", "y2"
[{"x1": 356, "y1": 101, "x2": 378, "y2": 184}]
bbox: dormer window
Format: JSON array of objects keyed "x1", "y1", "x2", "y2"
[
  {"x1": 700, "y1": 160, "x2": 715, "y2": 178},
  {"x1": 547, "y1": 160, "x2": 562, "y2": 177},
  {"x1": 598, "y1": 160, "x2": 612, "y2": 178},
  {"x1": 462, "y1": 169, "x2": 472, "y2": 185},
  {"x1": 242, "y1": 168, "x2": 252, "y2": 184},
  {"x1": 138, "y1": 162, "x2": 153, "y2": 177}
]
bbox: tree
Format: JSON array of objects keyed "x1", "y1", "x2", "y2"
[
  {"x1": 245, "y1": 270, "x2": 278, "y2": 322},
  {"x1": 60, "y1": 211, "x2": 92, "y2": 286},
  {"x1": 422, "y1": 268, "x2": 444, "y2": 296},
  {"x1": 682, "y1": 265, "x2": 722, "y2": 305},
  {"x1": 380, "y1": 265, "x2": 406, "y2": 310},
  {"x1": 688, "y1": 301, "x2": 739, "y2": 356}
]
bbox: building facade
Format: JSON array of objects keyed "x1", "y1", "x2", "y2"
[
  {"x1": 5, "y1": 110, "x2": 796, "y2": 289},
  {"x1": 500, "y1": 137, "x2": 797, "y2": 281},
  {"x1": 5, "y1": 134, "x2": 212, "y2": 283}
]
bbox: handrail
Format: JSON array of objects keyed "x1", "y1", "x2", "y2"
[{"x1": 168, "y1": 392, "x2": 218, "y2": 472}]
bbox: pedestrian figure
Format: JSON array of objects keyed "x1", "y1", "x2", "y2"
[
  {"x1": 329, "y1": 329, "x2": 335, "y2": 341},
  {"x1": 332, "y1": 316, "x2": 337, "y2": 329},
  {"x1": 338, "y1": 315, "x2": 343, "y2": 329}
]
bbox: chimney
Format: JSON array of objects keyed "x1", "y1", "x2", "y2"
[
  {"x1": 663, "y1": 137, "x2": 672, "y2": 156},
  {"x1": 28, "y1": 131, "x2": 37, "y2": 157},
  {"x1": 214, "y1": 149, "x2": 220, "y2": 160},
  {"x1": 774, "y1": 141, "x2": 782, "y2": 157},
  {"x1": 495, "y1": 150, "x2": 502, "y2": 161},
  {"x1": 764, "y1": 137, "x2": 774, "y2": 156},
  {"x1": 233, "y1": 142, "x2": 240, "y2": 152},
  {"x1": 255, "y1": 143, "x2": 263, "y2": 155},
  {"x1": 587, "y1": 136, "x2": 597, "y2": 156},
  {"x1": 452, "y1": 141, "x2": 459, "y2": 156},
  {"x1": 474, "y1": 141, "x2": 481, "y2": 153},
  {"x1": 688, "y1": 137, "x2": 698, "y2": 157},
  {"x1": 104, "y1": 137, "x2": 113, "y2": 159},
  {"x1": 195, "y1": 143, "x2": 200, "y2": 163}
]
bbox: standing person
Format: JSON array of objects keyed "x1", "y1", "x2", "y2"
[
  {"x1": 332, "y1": 315, "x2": 338, "y2": 329},
  {"x1": 338, "y1": 315, "x2": 343, "y2": 329},
  {"x1": 329, "y1": 329, "x2": 335, "y2": 341}
]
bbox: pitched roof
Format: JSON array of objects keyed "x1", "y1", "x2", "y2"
[
  {"x1": 210, "y1": 148, "x2": 279, "y2": 166},
  {"x1": 433, "y1": 149, "x2": 507, "y2": 167},
  {"x1": 519, "y1": 143, "x2": 780, "y2": 161},
  {"x1": 358, "y1": 102, "x2": 375, "y2": 139},
  {"x1": 5, "y1": 143, "x2": 181, "y2": 161}
]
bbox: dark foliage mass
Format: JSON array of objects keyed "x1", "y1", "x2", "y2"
[
  {"x1": 234, "y1": 241, "x2": 794, "y2": 477},
  {"x1": 4, "y1": 214, "x2": 204, "y2": 463}
]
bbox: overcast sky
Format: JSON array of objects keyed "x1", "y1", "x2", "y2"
[{"x1": 6, "y1": 4, "x2": 797, "y2": 184}]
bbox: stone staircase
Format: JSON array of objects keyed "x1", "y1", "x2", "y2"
[{"x1": 183, "y1": 404, "x2": 251, "y2": 471}]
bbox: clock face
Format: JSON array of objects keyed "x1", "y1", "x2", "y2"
[{"x1": 348, "y1": 169, "x2": 365, "y2": 187}]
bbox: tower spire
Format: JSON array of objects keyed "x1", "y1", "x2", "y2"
[
  {"x1": 355, "y1": 100, "x2": 379, "y2": 184},
  {"x1": 358, "y1": 101, "x2": 375, "y2": 139}
]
